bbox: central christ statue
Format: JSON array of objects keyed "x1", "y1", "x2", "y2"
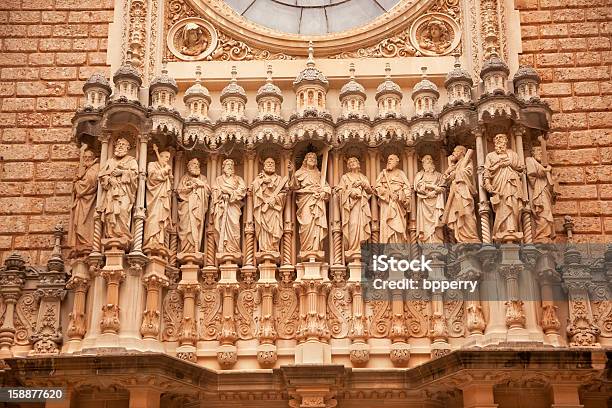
[{"x1": 291, "y1": 151, "x2": 331, "y2": 260}]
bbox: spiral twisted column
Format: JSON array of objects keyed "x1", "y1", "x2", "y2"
[
  {"x1": 406, "y1": 147, "x2": 419, "y2": 259},
  {"x1": 367, "y1": 149, "x2": 379, "y2": 244},
  {"x1": 475, "y1": 127, "x2": 492, "y2": 243},
  {"x1": 90, "y1": 132, "x2": 110, "y2": 259},
  {"x1": 512, "y1": 126, "x2": 534, "y2": 243},
  {"x1": 130, "y1": 132, "x2": 150, "y2": 256},
  {"x1": 205, "y1": 154, "x2": 219, "y2": 267},
  {"x1": 331, "y1": 191, "x2": 343, "y2": 265},
  {"x1": 244, "y1": 188, "x2": 255, "y2": 266},
  {"x1": 282, "y1": 191, "x2": 294, "y2": 266}
]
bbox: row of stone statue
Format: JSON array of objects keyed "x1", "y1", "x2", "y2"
[{"x1": 68, "y1": 133, "x2": 555, "y2": 263}]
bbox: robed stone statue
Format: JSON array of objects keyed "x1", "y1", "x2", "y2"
[
  {"x1": 441, "y1": 146, "x2": 480, "y2": 243},
  {"x1": 335, "y1": 156, "x2": 372, "y2": 259},
  {"x1": 143, "y1": 146, "x2": 173, "y2": 254},
  {"x1": 252, "y1": 157, "x2": 288, "y2": 257},
  {"x1": 484, "y1": 133, "x2": 526, "y2": 242},
  {"x1": 526, "y1": 146, "x2": 555, "y2": 242},
  {"x1": 212, "y1": 159, "x2": 246, "y2": 258},
  {"x1": 98, "y1": 137, "x2": 138, "y2": 246},
  {"x1": 375, "y1": 154, "x2": 411, "y2": 244},
  {"x1": 68, "y1": 145, "x2": 99, "y2": 253},
  {"x1": 414, "y1": 155, "x2": 445, "y2": 244},
  {"x1": 291, "y1": 151, "x2": 331, "y2": 258},
  {"x1": 177, "y1": 158, "x2": 210, "y2": 254}
]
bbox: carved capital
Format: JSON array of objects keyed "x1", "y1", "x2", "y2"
[
  {"x1": 66, "y1": 276, "x2": 90, "y2": 292},
  {"x1": 100, "y1": 269, "x2": 126, "y2": 285}
]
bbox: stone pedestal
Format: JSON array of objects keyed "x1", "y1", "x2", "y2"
[
  {"x1": 218, "y1": 261, "x2": 239, "y2": 284},
  {"x1": 347, "y1": 260, "x2": 363, "y2": 283},
  {"x1": 294, "y1": 260, "x2": 331, "y2": 364},
  {"x1": 295, "y1": 340, "x2": 332, "y2": 364},
  {"x1": 176, "y1": 252, "x2": 202, "y2": 363},
  {"x1": 258, "y1": 258, "x2": 277, "y2": 283}
]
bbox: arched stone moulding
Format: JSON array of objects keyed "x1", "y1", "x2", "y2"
[{"x1": 186, "y1": 0, "x2": 437, "y2": 55}]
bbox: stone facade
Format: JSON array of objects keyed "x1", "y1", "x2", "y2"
[{"x1": 0, "y1": 0, "x2": 610, "y2": 407}]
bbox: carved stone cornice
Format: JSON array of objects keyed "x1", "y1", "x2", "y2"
[{"x1": 3, "y1": 350, "x2": 607, "y2": 405}]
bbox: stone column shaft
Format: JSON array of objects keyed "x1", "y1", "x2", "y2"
[
  {"x1": 141, "y1": 271, "x2": 167, "y2": 340},
  {"x1": 91, "y1": 134, "x2": 110, "y2": 257},
  {"x1": 205, "y1": 154, "x2": 219, "y2": 266},
  {"x1": 368, "y1": 149, "x2": 379, "y2": 243},
  {"x1": 513, "y1": 127, "x2": 533, "y2": 242},
  {"x1": 178, "y1": 283, "x2": 198, "y2": 346},
  {"x1": 348, "y1": 280, "x2": 370, "y2": 365},
  {"x1": 475, "y1": 129, "x2": 492, "y2": 243},
  {"x1": 66, "y1": 275, "x2": 89, "y2": 341},
  {"x1": 100, "y1": 268, "x2": 125, "y2": 335},
  {"x1": 244, "y1": 152, "x2": 255, "y2": 266},
  {"x1": 406, "y1": 148, "x2": 418, "y2": 258},
  {"x1": 169, "y1": 151, "x2": 184, "y2": 269},
  {"x1": 551, "y1": 383, "x2": 584, "y2": 408},
  {"x1": 130, "y1": 134, "x2": 149, "y2": 256},
  {"x1": 462, "y1": 383, "x2": 498, "y2": 408},
  {"x1": 128, "y1": 387, "x2": 161, "y2": 408},
  {"x1": 0, "y1": 295, "x2": 18, "y2": 355}
]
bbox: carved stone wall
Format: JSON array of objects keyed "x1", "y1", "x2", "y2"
[{"x1": 0, "y1": 0, "x2": 610, "y2": 406}]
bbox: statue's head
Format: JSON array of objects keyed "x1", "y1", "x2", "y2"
[
  {"x1": 183, "y1": 23, "x2": 202, "y2": 45},
  {"x1": 426, "y1": 20, "x2": 445, "y2": 40},
  {"x1": 303, "y1": 152, "x2": 318, "y2": 169},
  {"x1": 114, "y1": 138, "x2": 130, "y2": 158},
  {"x1": 386, "y1": 154, "x2": 400, "y2": 170},
  {"x1": 347, "y1": 156, "x2": 360, "y2": 171},
  {"x1": 222, "y1": 158, "x2": 235, "y2": 176},
  {"x1": 531, "y1": 146, "x2": 542, "y2": 162},
  {"x1": 493, "y1": 133, "x2": 508, "y2": 154},
  {"x1": 263, "y1": 157, "x2": 276, "y2": 174},
  {"x1": 421, "y1": 155, "x2": 435, "y2": 172},
  {"x1": 452, "y1": 145, "x2": 467, "y2": 160},
  {"x1": 159, "y1": 150, "x2": 171, "y2": 165},
  {"x1": 83, "y1": 149, "x2": 96, "y2": 166},
  {"x1": 187, "y1": 158, "x2": 200, "y2": 176}
]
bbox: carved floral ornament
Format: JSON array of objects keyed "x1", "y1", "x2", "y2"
[{"x1": 165, "y1": 0, "x2": 461, "y2": 60}]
